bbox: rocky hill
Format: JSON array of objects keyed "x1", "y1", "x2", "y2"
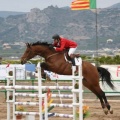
[
  {"x1": 0, "y1": 4, "x2": 120, "y2": 50},
  {"x1": 0, "y1": 11, "x2": 26, "y2": 18}
]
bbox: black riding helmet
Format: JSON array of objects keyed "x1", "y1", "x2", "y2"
[{"x1": 52, "y1": 34, "x2": 60, "y2": 40}]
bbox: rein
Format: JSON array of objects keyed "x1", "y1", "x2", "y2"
[
  {"x1": 26, "y1": 45, "x2": 59, "y2": 60},
  {"x1": 46, "y1": 53, "x2": 59, "y2": 60}
]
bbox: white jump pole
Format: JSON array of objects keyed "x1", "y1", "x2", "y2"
[
  {"x1": 37, "y1": 65, "x2": 43, "y2": 120},
  {"x1": 0, "y1": 86, "x2": 73, "y2": 90},
  {"x1": 12, "y1": 67, "x2": 16, "y2": 120},
  {"x1": 72, "y1": 63, "x2": 83, "y2": 120},
  {"x1": 6, "y1": 70, "x2": 11, "y2": 120},
  {"x1": 37, "y1": 63, "x2": 48, "y2": 120},
  {"x1": 78, "y1": 64, "x2": 83, "y2": 120},
  {"x1": 72, "y1": 66, "x2": 76, "y2": 120},
  {"x1": 6, "y1": 67, "x2": 16, "y2": 120}
]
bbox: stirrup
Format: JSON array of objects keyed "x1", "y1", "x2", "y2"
[
  {"x1": 74, "y1": 70, "x2": 78, "y2": 76},
  {"x1": 72, "y1": 66, "x2": 78, "y2": 76}
]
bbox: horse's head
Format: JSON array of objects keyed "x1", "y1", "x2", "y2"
[
  {"x1": 21, "y1": 41, "x2": 56, "y2": 64},
  {"x1": 21, "y1": 43, "x2": 36, "y2": 64}
]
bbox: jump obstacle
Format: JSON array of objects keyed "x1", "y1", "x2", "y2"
[{"x1": 0, "y1": 63, "x2": 83, "y2": 120}]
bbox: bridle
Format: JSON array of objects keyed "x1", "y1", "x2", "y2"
[{"x1": 24, "y1": 46, "x2": 59, "y2": 61}]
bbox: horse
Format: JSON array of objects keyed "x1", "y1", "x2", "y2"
[{"x1": 20, "y1": 41, "x2": 114, "y2": 115}]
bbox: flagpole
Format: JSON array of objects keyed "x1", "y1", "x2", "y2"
[
  {"x1": 71, "y1": 0, "x2": 98, "y2": 65},
  {"x1": 95, "y1": 2, "x2": 98, "y2": 66}
]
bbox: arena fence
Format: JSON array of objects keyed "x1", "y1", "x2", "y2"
[{"x1": 0, "y1": 63, "x2": 83, "y2": 120}]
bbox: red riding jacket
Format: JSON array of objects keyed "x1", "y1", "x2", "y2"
[{"x1": 53, "y1": 37, "x2": 77, "y2": 52}]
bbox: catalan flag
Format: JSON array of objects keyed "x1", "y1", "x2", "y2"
[{"x1": 71, "y1": 0, "x2": 96, "y2": 10}]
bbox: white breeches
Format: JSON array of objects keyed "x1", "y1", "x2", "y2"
[{"x1": 68, "y1": 47, "x2": 77, "y2": 56}]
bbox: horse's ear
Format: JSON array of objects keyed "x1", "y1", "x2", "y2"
[{"x1": 26, "y1": 43, "x2": 31, "y2": 48}]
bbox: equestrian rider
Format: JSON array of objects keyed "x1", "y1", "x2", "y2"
[{"x1": 52, "y1": 34, "x2": 78, "y2": 74}]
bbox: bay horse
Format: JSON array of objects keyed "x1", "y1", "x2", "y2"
[{"x1": 21, "y1": 41, "x2": 114, "y2": 115}]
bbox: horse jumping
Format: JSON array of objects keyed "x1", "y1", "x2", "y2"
[{"x1": 21, "y1": 41, "x2": 114, "y2": 115}]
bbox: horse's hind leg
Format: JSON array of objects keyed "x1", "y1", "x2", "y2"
[
  {"x1": 92, "y1": 87, "x2": 113, "y2": 114},
  {"x1": 91, "y1": 89, "x2": 109, "y2": 115},
  {"x1": 101, "y1": 91, "x2": 113, "y2": 114},
  {"x1": 83, "y1": 80, "x2": 109, "y2": 114},
  {"x1": 96, "y1": 90, "x2": 109, "y2": 115}
]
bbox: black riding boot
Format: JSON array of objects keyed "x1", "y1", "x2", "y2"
[
  {"x1": 71, "y1": 58, "x2": 78, "y2": 76},
  {"x1": 71, "y1": 58, "x2": 75, "y2": 66}
]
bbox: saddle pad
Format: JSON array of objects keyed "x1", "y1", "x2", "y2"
[{"x1": 75, "y1": 57, "x2": 82, "y2": 66}]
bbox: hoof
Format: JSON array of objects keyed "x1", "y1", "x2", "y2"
[
  {"x1": 103, "y1": 108, "x2": 108, "y2": 115},
  {"x1": 46, "y1": 75, "x2": 51, "y2": 81},
  {"x1": 109, "y1": 108, "x2": 113, "y2": 114}
]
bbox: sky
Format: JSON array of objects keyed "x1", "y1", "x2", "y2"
[{"x1": 0, "y1": 0, "x2": 120, "y2": 12}]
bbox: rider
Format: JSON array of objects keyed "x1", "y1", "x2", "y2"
[{"x1": 52, "y1": 34, "x2": 78, "y2": 75}]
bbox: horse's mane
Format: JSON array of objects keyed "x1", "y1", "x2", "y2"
[
  {"x1": 30, "y1": 41, "x2": 63, "y2": 54},
  {"x1": 31, "y1": 41, "x2": 51, "y2": 46}
]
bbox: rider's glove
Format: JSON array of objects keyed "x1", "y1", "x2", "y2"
[
  {"x1": 49, "y1": 44, "x2": 54, "y2": 49},
  {"x1": 53, "y1": 47, "x2": 56, "y2": 49}
]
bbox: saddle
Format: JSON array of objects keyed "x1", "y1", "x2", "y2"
[
  {"x1": 65, "y1": 51, "x2": 80, "y2": 61},
  {"x1": 65, "y1": 52, "x2": 81, "y2": 75}
]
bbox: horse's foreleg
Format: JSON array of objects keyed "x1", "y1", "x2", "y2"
[
  {"x1": 40, "y1": 62, "x2": 48, "y2": 79},
  {"x1": 41, "y1": 67, "x2": 46, "y2": 79},
  {"x1": 40, "y1": 62, "x2": 51, "y2": 81}
]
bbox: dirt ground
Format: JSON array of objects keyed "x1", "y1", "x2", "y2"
[{"x1": 0, "y1": 81, "x2": 120, "y2": 120}]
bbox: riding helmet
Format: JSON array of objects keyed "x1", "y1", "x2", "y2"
[{"x1": 52, "y1": 34, "x2": 60, "y2": 40}]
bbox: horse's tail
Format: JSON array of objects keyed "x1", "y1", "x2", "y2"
[{"x1": 97, "y1": 66, "x2": 114, "y2": 90}]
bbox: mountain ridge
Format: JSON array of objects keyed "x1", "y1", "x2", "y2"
[
  {"x1": 0, "y1": 2, "x2": 120, "y2": 18},
  {"x1": 0, "y1": 3, "x2": 120, "y2": 50}
]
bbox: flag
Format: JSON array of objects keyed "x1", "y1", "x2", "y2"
[{"x1": 71, "y1": 0, "x2": 96, "y2": 10}]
